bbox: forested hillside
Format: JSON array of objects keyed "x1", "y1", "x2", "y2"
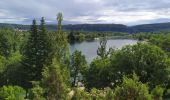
[{"x1": 1, "y1": 22, "x2": 170, "y2": 33}]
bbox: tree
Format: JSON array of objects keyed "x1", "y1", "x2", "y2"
[
  {"x1": 49, "y1": 13, "x2": 70, "y2": 64},
  {"x1": 110, "y1": 43, "x2": 170, "y2": 88},
  {"x1": 71, "y1": 50, "x2": 87, "y2": 86},
  {"x1": 0, "y1": 52, "x2": 23, "y2": 86},
  {"x1": 21, "y1": 18, "x2": 50, "y2": 90},
  {"x1": 48, "y1": 13, "x2": 70, "y2": 85},
  {"x1": 0, "y1": 31, "x2": 11, "y2": 57},
  {"x1": 22, "y1": 19, "x2": 38, "y2": 88},
  {"x1": 114, "y1": 74, "x2": 152, "y2": 100},
  {"x1": 97, "y1": 38, "x2": 112, "y2": 59},
  {"x1": 42, "y1": 59, "x2": 68, "y2": 100},
  {"x1": 68, "y1": 31, "x2": 75, "y2": 43},
  {"x1": 37, "y1": 17, "x2": 51, "y2": 66},
  {"x1": 85, "y1": 58, "x2": 112, "y2": 89}
]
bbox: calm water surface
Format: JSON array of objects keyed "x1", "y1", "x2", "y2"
[{"x1": 70, "y1": 39, "x2": 138, "y2": 62}]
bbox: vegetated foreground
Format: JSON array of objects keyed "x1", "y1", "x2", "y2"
[{"x1": 0, "y1": 13, "x2": 170, "y2": 100}]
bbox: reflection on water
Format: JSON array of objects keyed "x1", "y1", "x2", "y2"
[{"x1": 70, "y1": 39, "x2": 138, "y2": 62}]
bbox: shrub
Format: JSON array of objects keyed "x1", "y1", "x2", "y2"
[{"x1": 0, "y1": 85, "x2": 26, "y2": 100}]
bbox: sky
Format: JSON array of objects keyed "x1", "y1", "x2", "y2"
[{"x1": 1, "y1": 0, "x2": 170, "y2": 25}]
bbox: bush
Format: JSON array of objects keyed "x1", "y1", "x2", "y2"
[
  {"x1": 0, "y1": 85, "x2": 26, "y2": 100},
  {"x1": 29, "y1": 81, "x2": 45, "y2": 100},
  {"x1": 71, "y1": 88, "x2": 91, "y2": 100},
  {"x1": 114, "y1": 74, "x2": 152, "y2": 100},
  {"x1": 151, "y1": 86, "x2": 164, "y2": 100}
]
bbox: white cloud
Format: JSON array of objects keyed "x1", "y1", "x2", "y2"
[{"x1": 0, "y1": 0, "x2": 170, "y2": 25}]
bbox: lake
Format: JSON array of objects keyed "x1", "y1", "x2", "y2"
[{"x1": 70, "y1": 39, "x2": 138, "y2": 62}]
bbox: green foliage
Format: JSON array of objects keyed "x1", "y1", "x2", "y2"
[
  {"x1": 42, "y1": 59, "x2": 68, "y2": 100},
  {"x1": 71, "y1": 88, "x2": 91, "y2": 100},
  {"x1": 71, "y1": 87, "x2": 114, "y2": 100},
  {"x1": 151, "y1": 86, "x2": 164, "y2": 100},
  {"x1": 0, "y1": 29, "x2": 12, "y2": 57},
  {"x1": 22, "y1": 18, "x2": 51, "y2": 89},
  {"x1": 29, "y1": 81, "x2": 45, "y2": 100},
  {"x1": 22, "y1": 19, "x2": 39, "y2": 89},
  {"x1": 71, "y1": 50, "x2": 87, "y2": 86},
  {"x1": 97, "y1": 37, "x2": 112, "y2": 59},
  {"x1": 0, "y1": 55, "x2": 6, "y2": 73},
  {"x1": 149, "y1": 33, "x2": 170, "y2": 56},
  {"x1": 0, "y1": 14, "x2": 170, "y2": 100},
  {"x1": 49, "y1": 13, "x2": 70, "y2": 64},
  {"x1": 110, "y1": 43, "x2": 170, "y2": 88},
  {"x1": 68, "y1": 32, "x2": 86, "y2": 42},
  {"x1": 0, "y1": 52, "x2": 23, "y2": 86},
  {"x1": 0, "y1": 85, "x2": 26, "y2": 100},
  {"x1": 47, "y1": 13, "x2": 71, "y2": 86},
  {"x1": 85, "y1": 58, "x2": 112, "y2": 89},
  {"x1": 114, "y1": 74, "x2": 152, "y2": 100}
]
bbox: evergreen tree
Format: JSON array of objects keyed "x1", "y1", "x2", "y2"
[
  {"x1": 36, "y1": 17, "x2": 51, "y2": 76},
  {"x1": 22, "y1": 19, "x2": 38, "y2": 90},
  {"x1": 0, "y1": 32, "x2": 11, "y2": 57},
  {"x1": 22, "y1": 18, "x2": 50, "y2": 89},
  {"x1": 42, "y1": 59, "x2": 68, "y2": 100}
]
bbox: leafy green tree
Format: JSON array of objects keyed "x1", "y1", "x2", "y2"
[
  {"x1": 110, "y1": 43, "x2": 170, "y2": 88},
  {"x1": 49, "y1": 13, "x2": 70, "y2": 64},
  {"x1": 48, "y1": 13, "x2": 70, "y2": 85},
  {"x1": 0, "y1": 85, "x2": 26, "y2": 100},
  {"x1": 149, "y1": 34, "x2": 170, "y2": 56},
  {"x1": 114, "y1": 74, "x2": 152, "y2": 100},
  {"x1": 85, "y1": 58, "x2": 112, "y2": 89},
  {"x1": 0, "y1": 52, "x2": 23, "y2": 86},
  {"x1": 0, "y1": 28, "x2": 23, "y2": 57},
  {"x1": 71, "y1": 50, "x2": 87, "y2": 86}
]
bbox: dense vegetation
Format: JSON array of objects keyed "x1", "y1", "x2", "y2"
[
  {"x1": 1, "y1": 22, "x2": 170, "y2": 33},
  {"x1": 0, "y1": 13, "x2": 170, "y2": 100}
]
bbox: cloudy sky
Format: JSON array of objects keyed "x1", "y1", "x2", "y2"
[{"x1": 1, "y1": 0, "x2": 170, "y2": 25}]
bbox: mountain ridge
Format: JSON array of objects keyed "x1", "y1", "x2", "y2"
[{"x1": 1, "y1": 22, "x2": 170, "y2": 33}]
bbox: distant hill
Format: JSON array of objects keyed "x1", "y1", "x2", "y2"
[
  {"x1": 130, "y1": 23, "x2": 170, "y2": 33},
  {"x1": 1, "y1": 22, "x2": 170, "y2": 33}
]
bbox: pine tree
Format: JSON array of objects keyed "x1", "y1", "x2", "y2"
[
  {"x1": 0, "y1": 33, "x2": 11, "y2": 57},
  {"x1": 22, "y1": 18, "x2": 50, "y2": 89},
  {"x1": 35, "y1": 17, "x2": 50, "y2": 78}
]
